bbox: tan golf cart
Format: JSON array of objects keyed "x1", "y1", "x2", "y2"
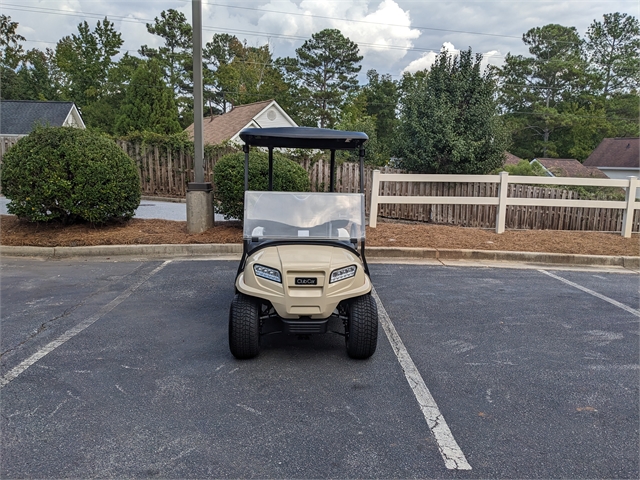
[{"x1": 228, "y1": 127, "x2": 378, "y2": 360}]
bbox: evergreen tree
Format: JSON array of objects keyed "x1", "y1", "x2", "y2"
[
  {"x1": 361, "y1": 70, "x2": 399, "y2": 160},
  {"x1": 497, "y1": 24, "x2": 587, "y2": 158},
  {"x1": 139, "y1": 9, "x2": 192, "y2": 124},
  {"x1": 585, "y1": 12, "x2": 640, "y2": 96},
  {"x1": 280, "y1": 29, "x2": 363, "y2": 128},
  {"x1": 115, "y1": 59, "x2": 181, "y2": 135},
  {"x1": 394, "y1": 48, "x2": 509, "y2": 174}
]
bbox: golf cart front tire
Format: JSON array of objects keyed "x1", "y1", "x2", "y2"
[
  {"x1": 229, "y1": 293, "x2": 261, "y2": 359},
  {"x1": 346, "y1": 294, "x2": 378, "y2": 359}
]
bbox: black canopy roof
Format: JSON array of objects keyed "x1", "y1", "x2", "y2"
[{"x1": 239, "y1": 127, "x2": 368, "y2": 150}]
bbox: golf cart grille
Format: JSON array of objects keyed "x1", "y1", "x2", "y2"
[{"x1": 281, "y1": 318, "x2": 328, "y2": 334}]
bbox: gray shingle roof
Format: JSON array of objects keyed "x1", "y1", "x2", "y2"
[{"x1": 0, "y1": 100, "x2": 76, "y2": 135}]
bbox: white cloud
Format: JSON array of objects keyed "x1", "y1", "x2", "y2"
[
  {"x1": 252, "y1": 0, "x2": 421, "y2": 64},
  {"x1": 402, "y1": 42, "x2": 502, "y2": 74}
]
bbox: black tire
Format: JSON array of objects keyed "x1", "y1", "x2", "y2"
[
  {"x1": 346, "y1": 294, "x2": 378, "y2": 359},
  {"x1": 228, "y1": 293, "x2": 261, "y2": 359}
]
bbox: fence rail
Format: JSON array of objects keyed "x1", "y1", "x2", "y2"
[{"x1": 370, "y1": 170, "x2": 640, "y2": 237}]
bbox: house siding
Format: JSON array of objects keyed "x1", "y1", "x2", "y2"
[{"x1": 254, "y1": 105, "x2": 296, "y2": 129}]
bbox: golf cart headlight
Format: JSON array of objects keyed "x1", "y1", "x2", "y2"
[
  {"x1": 330, "y1": 265, "x2": 357, "y2": 283},
  {"x1": 254, "y1": 264, "x2": 282, "y2": 283}
]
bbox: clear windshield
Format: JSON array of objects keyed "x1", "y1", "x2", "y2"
[{"x1": 243, "y1": 191, "x2": 365, "y2": 241}]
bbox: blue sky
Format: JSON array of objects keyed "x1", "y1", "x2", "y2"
[{"x1": 4, "y1": 0, "x2": 639, "y2": 81}]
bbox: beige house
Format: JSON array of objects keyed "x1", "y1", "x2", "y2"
[{"x1": 184, "y1": 99, "x2": 297, "y2": 145}]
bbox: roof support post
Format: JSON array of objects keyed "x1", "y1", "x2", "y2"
[
  {"x1": 268, "y1": 146, "x2": 274, "y2": 191},
  {"x1": 330, "y1": 150, "x2": 336, "y2": 192},
  {"x1": 243, "y1": 143, "x2": 249, "y2": 191},
  {"x1": 359, "y1": 145, "x2": 365, "y2": 193}
]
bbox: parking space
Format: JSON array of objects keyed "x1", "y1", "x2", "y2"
[{"x1": 1, "y1": 257, "x2": 638, "y2": 478}]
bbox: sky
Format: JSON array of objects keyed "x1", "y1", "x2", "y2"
[{"x1": 3, "y1": 0, "x2": 639, "y2": 82}]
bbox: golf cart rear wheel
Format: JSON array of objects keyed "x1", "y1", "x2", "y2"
[
  {"x1": 346, "y1": 294, "x2": 378, "y2": 359},
  {"x1": 229, "y1": 293, "x2": 261, "y2": 359}
]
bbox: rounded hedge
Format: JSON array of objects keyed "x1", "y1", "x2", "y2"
[
  {"x1": 1, "y1": 126, "x2": 141, "y2": 223},
  {"x1": 213, "y1": 150, "x2": 309, "y2": 220}
]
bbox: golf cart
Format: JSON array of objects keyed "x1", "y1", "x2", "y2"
[{"x1": 228, "y1": 127, "x2": 378, "y2": 360}]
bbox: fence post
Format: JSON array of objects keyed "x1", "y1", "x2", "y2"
[
  {"x1": 495, "y1": 171, "x2": 509, "y2": 234},
  {"x1": 621, "y1": 176, "x2": 638, "y2": 238},
  {"x1": 369, "y1": 169, "x2": 381, "y2": 228}
]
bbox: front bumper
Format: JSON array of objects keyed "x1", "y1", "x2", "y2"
[{"x1": 236, "y1": 244, "x2": 372, "y2": 319}]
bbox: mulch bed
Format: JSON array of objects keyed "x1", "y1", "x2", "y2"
[{"x1": 2, "y1": 215, "x2": 638, "y2": 256}]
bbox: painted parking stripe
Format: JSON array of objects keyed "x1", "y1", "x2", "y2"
[
  {"x1": 538, "y1": 270, "x2": 640, "y2": 318},
  {"x1": 372, "y1": 288, "x2": 472, "y2": 470},
  {"x1": 0, "y1": 261, "x2": 172, "y2": 389}
]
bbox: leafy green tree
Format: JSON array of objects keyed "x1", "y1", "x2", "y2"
[
  {"x1": 208, "y1": 39, "x2": 290, "y2": 110},
  {"x1": 14, "y1": 48, "x2": 62, "y2": 100},
  {"x1": 115, "y1": 59, "x2": 181, "y2": 135},
  {"x1": 336, "y1": 92, "x2": 384, "y2": 165},
  {"x1": 139, "y1": 9, "x2": 192, "y2": 123},
  {"x1": 585, "y1": 12, "x2": 640, "y2": 96},
  {"x1": 394, "y1": 48, "x2": 509, "y2": 174},
  {"x1": 55, "y1": 18, "x2": 123, "y2": 113},
  {"x1": 280, "y1": 29, "x2": 363, "y2": 128},
  {"x1": 0, "y1": 15, "x2": 25, "y2": 99},
  {"x1": 0, "y1": 14, "x2": 25, "y2": 68}
]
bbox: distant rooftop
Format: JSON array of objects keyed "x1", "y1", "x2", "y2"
[
  {"x1": 583, "y1": 138, "x2": 639, "y2": 169},
  {"x1": 534, "y1": 158, "x2": 608, "y2": 178},
  {"x1": 0, "y1": 100, "x2": 79, "y2": 135},
  {"x1": 184, "y1": 100, "x2": 275, "y2": 145}
]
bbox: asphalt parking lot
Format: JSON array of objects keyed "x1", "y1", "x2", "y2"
[{"x1": 1, "y1": 257, "x2": 638, "y2": 479}]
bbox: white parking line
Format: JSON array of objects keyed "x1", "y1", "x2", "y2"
[
  {"x1": 538, "y1": 270, "x2": 640, "y2": 318},
  {"x1": 0, "y1": 261, "x2": 172, "y2": 389},
  {"x1": 372, "y1": 288, "x2": 472, "y2": 471}
]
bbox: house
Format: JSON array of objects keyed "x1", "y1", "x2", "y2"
[
  {"x1": 0, "y1": 100, "x2": 85, "y2": 136},
  {"x1": 184, "y1": 99, "x2": 297, "y2": 145},
  {"x1": 530, "y1": 158, "x2": 608, "y2": 178},
  {"x1": 583, "y1": 137, "x2": 639, "y2": 180}
]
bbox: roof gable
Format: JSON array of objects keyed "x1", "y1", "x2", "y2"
[
  {"x1": 185, "y1": 100, "x2": 297, "y2": 145},
  {"x1": 0, "y1": 100, "x2": 78, "y2": 135},
  {"x1": 583, "y1": 138, "x2": 639, "y2": 169}
]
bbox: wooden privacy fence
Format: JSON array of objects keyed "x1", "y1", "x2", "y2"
[
  {"x1": 115, "y1": 140, "x2": 236, "y2": 197},
  {"x1": 370, "y1": 170, "x2": 640, "y2": 237}
]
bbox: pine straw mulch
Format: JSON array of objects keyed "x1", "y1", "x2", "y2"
[{"x1": 1, "y1": 215, "x2": 638, "y2": 257}]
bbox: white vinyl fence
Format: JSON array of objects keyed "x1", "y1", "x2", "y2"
[{"x1": 369, "y1": 170, "x2": 639, "y2": 237}]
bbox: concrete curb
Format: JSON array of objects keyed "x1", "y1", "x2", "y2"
[
  {"x1": 1, "y1": 244, "x2": 242, "y2": 258},
  {"x1": 365, "y1": 246, "x2": 640, "y2": 268},
  {"x1": 1, "y1": 244, "x2": 638, "y2": 268}
]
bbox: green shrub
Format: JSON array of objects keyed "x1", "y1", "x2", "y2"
[
  {"x1": 213, "y1": 150, "x2": 310, "y2": 220},
  {"x1": 1, "y1": 126, "x2": 141, "y2": 223},
  {"x1": 493, "y1": 159, "x2": 546, "y2": 176}
]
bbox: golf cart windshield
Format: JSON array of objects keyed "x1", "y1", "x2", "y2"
[{"x1": 243, "y1": 191, "x2": 365, "y2": 242}]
